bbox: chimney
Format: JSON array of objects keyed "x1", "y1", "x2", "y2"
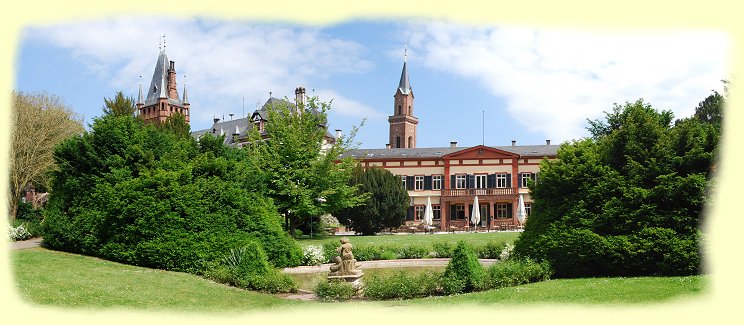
[
  {"x1": 213, "y1": 117, "x2": 221, "y2": 124},
  {"x1": 511, "y1": 140, "x2": 516, "y2": 146},
  {"x1": 386, "y1": 143, "x2": 391, "y2": 149},
  {"x1": 450, "y1": 141, "x2": 457, "y2": 148},
  {"x1": 546, "y1": 139, "x2": 551, "y2": 145},
  {"x1": 295, "y1": 86, "x2": 306, "y2": 111},
  {"x1": 335, "y1": 129, "x2": 342, "y2": 139}
]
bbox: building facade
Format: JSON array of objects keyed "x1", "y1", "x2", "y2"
[{"x1": 343, "y1": 55, "x2": 558, "y2": 231}]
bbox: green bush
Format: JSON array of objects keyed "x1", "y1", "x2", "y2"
[
  {"x1": 41, "y1": 115, "x2": 302, "y2": 273},
  {"x1": 442, "y1": 241, "x2": 484, "y2": 294},
  {"x1": 204, "y1": 243, "x2": 297, "y2": 293},
  {"x1": 482, "y1": 259, "x2": 552, "y2": 290},
  {"x1": 363, "y1": 270, "x2": 440, "y2": 300},
  {"x1": 432, "y1": 241, "x2": 454, "y2": 258},
  {"x1": 394, "y1": 244, "x2": 429, "y2": 259},
  {"x1": 314, "y1": 280, "x2": 356, "y2": 302},
  {"x1": 473, "y1": 241, "x2": 507, "y2": 259},
  {"x1": 322, "y1": 241, "x2": 340, "y2": 263}
]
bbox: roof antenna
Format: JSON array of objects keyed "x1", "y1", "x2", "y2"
[{"x1": 162, "y1": 34, "x2": 166, "y2": 52}]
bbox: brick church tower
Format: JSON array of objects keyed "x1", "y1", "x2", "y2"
[
  {"x1": 388, "y1": 48, "x2": 418, "y2": 148},
  {"x1": 137, "y1": 37, "x2": 190, "y2": 125}
]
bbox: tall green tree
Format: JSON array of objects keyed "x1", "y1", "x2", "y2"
[
  {"x1": 102, "y1": 91, "x2": 137, "y2": 117},
  {"x1": 514, "y1": 95, "x2": 720, "y2": 277},
  {"x1": 8, "y1": 91, "x2": 83, "y2": 221},
  {"x1": 336, "y1": 166, "x2": 408, "y2": 235},
  {"x1": 159, "y1": 112, "x2": 191, "y2": 139},
  {"x1": 247, "y1": 97, "x2": 365, "y2": 237}
]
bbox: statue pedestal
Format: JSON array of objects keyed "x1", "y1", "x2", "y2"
[{"x1": 327, "y1": 273, "x2": 365, "y2": 293}]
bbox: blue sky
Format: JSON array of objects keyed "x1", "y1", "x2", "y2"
[{"x1": 14, "y1": 17, "x2": 729, "y2": 149}]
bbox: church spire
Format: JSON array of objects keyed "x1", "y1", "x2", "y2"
[
  {"x1": 182, "y1": 75, "x2": 189, "y2": 104},
  {"x1": 398, "y1": 46, "x2": 411, "y2": 95},
  {"x1": 136, "y1": 75, "x2": 143, "y2": 107}
]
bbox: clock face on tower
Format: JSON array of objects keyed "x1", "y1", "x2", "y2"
[{"x1": 395, "y1": 127, "x2": 399, "y2": 132}]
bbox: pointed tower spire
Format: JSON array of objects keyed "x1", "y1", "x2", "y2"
[
  {"x1": 137, "y1": 75, "x2": 143, "y2": 105},
  {"x1": 182, "y1": 75, "x2": 189, "y2": 104},
  {"x1": 398, "y1": 46, "x2": 411, "y2": 95}
]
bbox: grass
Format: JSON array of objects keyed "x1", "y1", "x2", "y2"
[
  {"x1": 400, "y1": 276, "x2": 707, "y2": 306},
  {"x1": 11, "y1": 248, "x2": 301, "y2": 313},
  {"x1": 11, "y1": 247, "x2": 707, "y2": 311},
  {"x1": 296, "y1": 231, "x2": 521, "y2": 248}
]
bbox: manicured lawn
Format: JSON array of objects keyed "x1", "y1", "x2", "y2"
[
  {"x1": 398, "y1": 276, "x2": 707, "y2": 306},
  {"x1": 11, "y1": 248, "x2": 301, "y2": 312},
  {"x1": 11, "y1": 247, "x2": 706, "y2": 311},
  {"x1": 296, "y1": 231, "x2": 521, "y2": 248}
]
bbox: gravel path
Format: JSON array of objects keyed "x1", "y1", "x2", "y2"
[{"x1": 10, "y1": 237, "x2": 42, "y2": 250}]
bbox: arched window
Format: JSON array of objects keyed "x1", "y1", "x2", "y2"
[
  {"x1": 398, "y1": 105, "x2": 402, "y2": 115},
  {"x1": 161, "y1": 102, "x2": 165, "y2": 111},
  {"x1": 396, "y1": 136, "x2": 401, "y2": 148},
  {"x1": 408, "y1": 106, "x2": 412, "y2": 115},
  {"x1": 408, "y1": 136, "x2": 413, "y2": 148}
]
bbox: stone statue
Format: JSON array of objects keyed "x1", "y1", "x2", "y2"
[{"x1": 328, "y1": 237, "x2": 363, "y2": 276}]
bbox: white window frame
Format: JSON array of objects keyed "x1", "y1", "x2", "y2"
[
  {"x1": 401, "y1": 175, "x2": 407, "y2": 189},
  {"x1": 414, "y1": 205, "x2": 424, "y2": 220},
  {"x1": 455, "y1": 174, "x2": 466, "y2": 189},
  {"x1": 432, "y1": 175, "x2": 442, "y2": 190},
  {"x1": 433, "y1": 205, "x2": 441, "y2": 220},
  {"x1": 524, "y1": 203, "x2": 531, "y2": 216},
  {"x1": 414, "y1": 175, "x2": 424, "y2": 191},
  {"x1": 520, "y1": 173, "x2": 533, "y2": 188},
  {"x1": 496, "y1": 174, "x2": 509, "y2": 188},
  {"x1": 475, "y1": 174, "x2": 487, "y2": 189}
]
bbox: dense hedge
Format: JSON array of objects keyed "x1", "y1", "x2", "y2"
[
  {"x1": 42, "y1": 115, "x2": 302, "y2": 273},
  {"x1": 514, "y1": 99, "x2": 716, "y2": 277},
  {"x1": 311, "y1": 240, "x2": 508, "y2": 265}
]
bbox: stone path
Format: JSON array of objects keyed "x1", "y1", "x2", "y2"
[{"x1": 10, "y1": 237, "x2": 42, "y2": 250}]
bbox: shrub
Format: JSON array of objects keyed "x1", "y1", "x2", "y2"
[
  {"x1": 482, "y1": 259, "x2": 552, "y2": 290},
  {"x1": 322, "y1": 241, "x2": 340, "y2": 263},
  {"x1": 363, "y1": 270, "x2": 440, "y2": 300},
  {"x1": 302, "y1": 245, "x2": 325, "y2": 266},
  {"x1": 432, "y1": 241, "x2": 453, "y2": 258},
  {"x1": 395, "y1": 244, "x2": 429, "y2": 259},
  {"x1": 499, "y1": 243, "x2": 515, "y2": 260},
  {"x1": 314, "y1": 280, "x2": 356, "y2": 302},
  {"x1": 474, "y1": 241, "x2": 507, "y2": 259},
  {"x1": 442, "y1": 241, "x2": 484, "y2": 294},
  {"x1": 205, "y1": 243, "x2": 297, "y2": 293},
  {"x1": 9, "y1": 223, "x2": 33, "y2": 241}
]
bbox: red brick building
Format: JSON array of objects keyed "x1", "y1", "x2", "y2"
[{"x1": 137, "y1": 40, "x2": 190, "y2": 125}]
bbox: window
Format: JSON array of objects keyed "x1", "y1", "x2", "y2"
[
  {"x1": 496, "y1": 174, "x2": 509, "y2": 188},
  {"x1": 414, "y1": 176, "x2": 424, "y2": 191},
  {"x1": 414, "y1": 206, "x2": 424, "y2": 220},
  {"x1": 453, "y1": 204, "x2": 465, "y2": 220},
  {"x1": 433, "y1": 205, "x2": 441, "y2": 220},
  {"x1": 401, "y1": 175, "x2": 407, "y2": 189},
  {"x1": 408, "y1": 136, "x2": 412, "y2": 148},
  {"x1": 455, "y1": 175, "x2": 466, "y2": 189},
  {"x1": 520, "y1": 173, "x2": 536, "y2": 188},
  {"x1": 396, "y1": 136, "x2": 401, "y2": 148},
  {"x1": 432, "y1": 175, "x2": 442, "y2": 190},
  {"x1": 398, "y1": 105, "x2": 402, "y2": 115},
  {"x1": 524, "y1": 203, "x2": 531, "y2": 216},
  {"x1": 475, "y1": 174, "x2": 487, "y2": 189},
  {"x1": 496, "y1": 203, "x2": 509, "y2": 218}
]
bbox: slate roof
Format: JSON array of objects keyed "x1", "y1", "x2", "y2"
[
  {"x1": 341, "y1": 144, "x2": 558, "y2": 160},
  {"x1": 143, "y1": 50, "x2": 185, "y2": 107},
  {"x1": 398, "y1": 61, "x2": 411, "y2": 95}
]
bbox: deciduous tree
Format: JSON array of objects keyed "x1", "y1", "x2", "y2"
[{"x1": 8, "y1": 91, "x2": 83, "y2": 221}]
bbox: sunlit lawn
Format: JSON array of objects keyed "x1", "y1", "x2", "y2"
[{"x1": 296, "y1": 231, "x2": 521, "y2": 248}]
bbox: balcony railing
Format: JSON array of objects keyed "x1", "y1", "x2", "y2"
[{"x1": 441, "y1": 188, "x2": 515, "y2": 197}]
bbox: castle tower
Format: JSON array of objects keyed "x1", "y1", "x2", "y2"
[
  {"x1": 137, "y1": 36, "x2": 190, "y2": 125},
  {"x1": 388, "y1": 48, "x2": 418, "y2": 148}
]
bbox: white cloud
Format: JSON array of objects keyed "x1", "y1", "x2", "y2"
[
  {"x1": 24, "y1": 17, "x2": 379, "y2": 131},
  {"x1": 404, "y1": 21, "x2": 729, "y2": 142},
  {"x1": 314, "y1": 88, "x2": 386, "y2": 119}
]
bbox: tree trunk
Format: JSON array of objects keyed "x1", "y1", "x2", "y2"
[
  {"x1": 7, "y1": 192, "x2": 18, "y2": 222},
  {"x1": 289, "y1": 217, "x2": 296, "y2": 238}
]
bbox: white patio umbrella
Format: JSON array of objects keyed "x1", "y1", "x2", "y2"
[
  {"x1": 516, "y1": 194, "x2": 527, "y2": 225},
  {"x1": 423, "y1": 196, "x2": 434, "y2": 233},
  {"x1": 471, "y1": 196, "x2": 481, "y2": 232}
]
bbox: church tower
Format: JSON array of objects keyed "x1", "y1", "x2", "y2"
[
  {"x1": 388, "y1": 48, "x2": 418, "y2": 148},
  {"x1": 137, "y1": 36, "x2": 190, "y2": 125}
]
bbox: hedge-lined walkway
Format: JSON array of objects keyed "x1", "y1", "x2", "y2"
[{"x1": 282, "y1": 258, "x2": 499, "y2": 274}]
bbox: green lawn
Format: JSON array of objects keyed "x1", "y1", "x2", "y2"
[
  {"x1": 11, "y1": 248, "x2": 301, "y2": 313},
  {"x1": 399, "y1": 276, "x2": 707, "y2": 306},
  {"x1": 296, "y1": 231, "x2": 521, "y2": 248},
  {"x1": 11, "y1": 247, "x2": 706, "y2": 312}
]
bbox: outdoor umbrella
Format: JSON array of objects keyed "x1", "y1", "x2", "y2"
[
  {"x1": 424, "y1": 196, "x2": 434, "y2": 233},
  {"x1": 471, "y1": 195, "x2": 481, "y2": 232},
  {"x1": 516, "y1": 194, "x2": 527, "y2": 225}
]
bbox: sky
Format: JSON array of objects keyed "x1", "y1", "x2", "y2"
[{"x1": 14, "y1": 17, "x2": 729, "y2": 149}]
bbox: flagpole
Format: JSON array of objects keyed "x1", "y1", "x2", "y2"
[{"x1": 482, "y1": 109, "x2": 485, "y2": 146}]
